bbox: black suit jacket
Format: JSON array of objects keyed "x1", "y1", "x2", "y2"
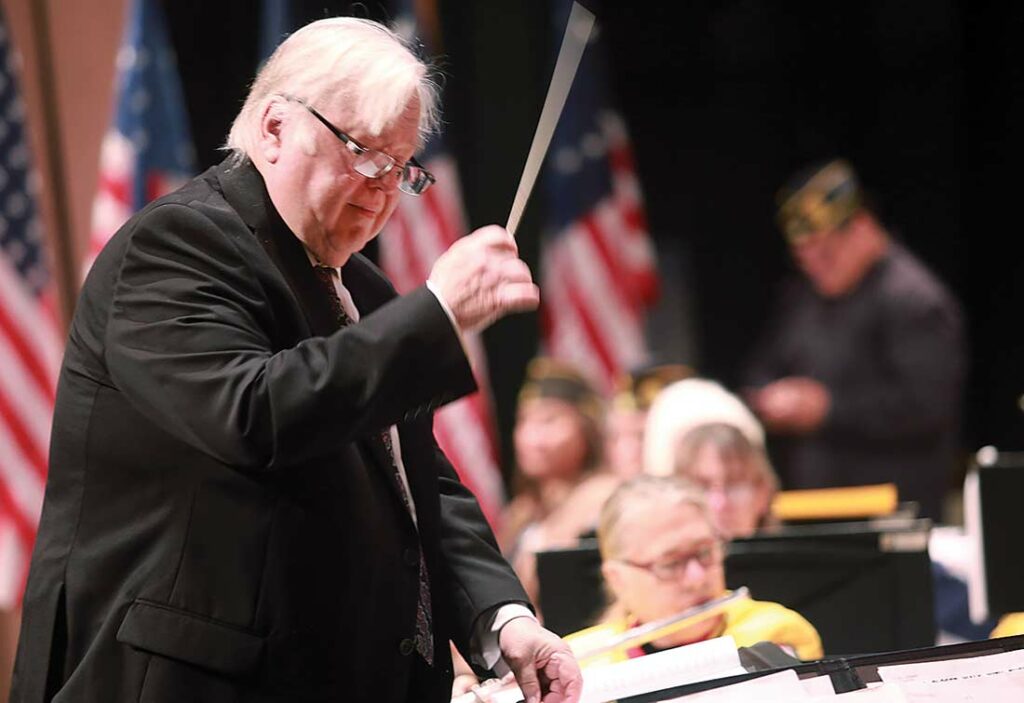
[{"x1": 11, "y1": 159, "x2": 528, "y2": 702}]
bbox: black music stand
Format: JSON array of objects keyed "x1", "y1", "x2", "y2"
[{"x1": 965, "y1": 448, "x2": 1024, "y2": 620}]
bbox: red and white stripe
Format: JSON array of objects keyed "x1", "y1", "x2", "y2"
[
  {"x1": 0, "y1": 254, "x2": 60, "y2": 608},
  {"x1": 541, "y1": 111, "x2": 659, "y2": 391},
  {"x1": 86, "y1": 130, "x2": 137, "y2": 274},
  {"x1": 85, "y1": 129, "x2": 190, "y2": 277},
  {"x1": 380, "y1": 155, "x2": 505, "y2": 529}
]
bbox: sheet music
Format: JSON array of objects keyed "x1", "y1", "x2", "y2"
[
  {"x1": 876, "y1": 648, "x2": 1024, "y2": 702},
  {"x1": 877, "y1": 648, "x2": 1024, "y2": 684},
  {"x1": 576, "y1": 636, "x2": 744, "y2": 703},
  {"x1": 665, "y1": 670, "x2": 807, "y2": 702},
  {"x1": 799, "y1": 673, "x2": 839, "y2": 697},
  {"x1": 899, "y1": 676, "x2": 1024, "y2": 702},
  {"x1": 477, "y1": 636, "x2": 743, "y2": 703},
  {"x1": 817, "y1": 685, "x2": 909, "y2": 702}
]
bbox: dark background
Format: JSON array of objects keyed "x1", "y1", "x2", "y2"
[{"x1": 164, "y1": 0, "x2": 1024, "y2": 486}]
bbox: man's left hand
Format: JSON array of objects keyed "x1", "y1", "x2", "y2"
[
  {"x1": 749, "y1": 376, "x2": 831, "y2": 434},
  {"x1": 498, "y1": 617, "x2": 582, "y2": 703}
]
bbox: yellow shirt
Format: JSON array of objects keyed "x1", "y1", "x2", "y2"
[
  {"x1": 566, "y1": 595, "x2": 824, "y2": 665},
  {"x1": 991, "y1": 613, "x2": 1024, "y2": 639}
]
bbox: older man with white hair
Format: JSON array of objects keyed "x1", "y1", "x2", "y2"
[{"x1": 11, "y1": 17, "x2": 581, "y2": 703}]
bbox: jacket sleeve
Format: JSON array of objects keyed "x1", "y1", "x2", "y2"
[
  {"x1": 431, "y1": 438, "x2": 532, "y2": 659},
  {"x1": 104, "y1": 202, "x2": 475, "y2": 471}
]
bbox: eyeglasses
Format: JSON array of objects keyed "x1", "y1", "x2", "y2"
[
  {"x1": 699, "y1": 481, "x2": 759, "y2": 502},
  {"x1": 281, "y1": 95, "x2": 436, "y2": 196},
  {"x1": 617, "y1": 542, "x2": 722, "y2": 582}
]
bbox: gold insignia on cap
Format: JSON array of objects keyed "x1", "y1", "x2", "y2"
[{"x1": 776, "y1": 159, "x2": 863, "y2": 243}]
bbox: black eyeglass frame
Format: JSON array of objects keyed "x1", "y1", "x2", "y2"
[
  {"x1": 280, "y1": 94, "x2": 436, "y2": 196},
  {"x1": 615, "y1": 540, "x2": 725, "y2": 582}
]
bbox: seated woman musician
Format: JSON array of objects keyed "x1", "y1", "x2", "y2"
[
  {"x1": 566, "y1": 475, "x2": 823, "y2": 664},
  {"x1": 672, "y1": 422, "x2": 779, "y2": 539}
]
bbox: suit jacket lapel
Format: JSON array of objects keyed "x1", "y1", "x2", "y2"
[
  {"x1": 215, "y1": 158, "x2": 415, "y2": 521},
  {"x1": 216, "y1": 158, "x2": 337, "y2": 338}
]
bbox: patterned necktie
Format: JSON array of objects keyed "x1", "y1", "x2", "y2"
[{"x1": 311, "y1": 266, "x2": 434, "y2": 665}]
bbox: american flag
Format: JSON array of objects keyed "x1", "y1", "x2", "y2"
[
  {"x1": 380, "y1": 3, "x2": 506, "y2": 529},
  {"x1": 0, "y1": 10, "x2": 62, "y2": 608},
  {"x1": 540, "y1": 0, "x2": 659, "y2": 390},
  {"x1": 87, "y1": 0, "x2": 195, "y2": 274}
]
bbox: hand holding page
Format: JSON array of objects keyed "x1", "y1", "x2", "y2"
[{"x1": 456, "y1": 636, "x2": 743, "y2": 703}]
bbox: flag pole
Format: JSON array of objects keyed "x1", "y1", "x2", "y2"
[{"x1": 28, "y1": 0, "x2": 78, "y2": 329}]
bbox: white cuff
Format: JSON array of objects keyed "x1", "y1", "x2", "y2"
[{"x1": 473, "y1": 604, "x2": 537, "y2": 674}]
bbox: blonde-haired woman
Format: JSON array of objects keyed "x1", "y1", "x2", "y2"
[{"x1": 566, "y1": 476, "x2": 821, "y2": 664}]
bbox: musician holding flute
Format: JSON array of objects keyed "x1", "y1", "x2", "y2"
[
  {"x1": 568, "y1": 475, "x2": 823, "y2": 664},
  {"x1": 11, "y1": 17, "x2": 581, "y2": 703}
]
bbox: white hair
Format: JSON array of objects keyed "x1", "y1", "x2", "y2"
[
  {"x1": 225, "y1": 17, "x2": 440, "y2": 159},
  {"x1": 642, "y1": 378, "x2": 765, "y2": 477}
]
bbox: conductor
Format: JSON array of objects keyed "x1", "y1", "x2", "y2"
[{"x1": 11, "y1": 17, "x2": 581, "y2": 703}]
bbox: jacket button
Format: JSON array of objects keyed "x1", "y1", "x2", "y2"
[
  {"x1": 399, "y1": 638, "x2": 415, "y2": 656},
  {"x1": 403, "y1": 547, "x2": 419, "y2": 567}
]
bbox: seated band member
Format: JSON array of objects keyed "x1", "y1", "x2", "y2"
[
  {"x1": 673, "y1": 422, "x2": 779, "y2": 539},
  {"x1": 567, "y1": 476, "x2": 822, "y2": 664},
  {"x1": 605, "y1": 363, "x2": 693, "y2": 480},
  {"x1": 501, "y1": 357, "x2": 619, "y2": 609}
]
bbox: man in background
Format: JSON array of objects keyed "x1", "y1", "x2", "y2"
[{"x1": 743, "y1": 159, "x2": 964, "y2": 521}]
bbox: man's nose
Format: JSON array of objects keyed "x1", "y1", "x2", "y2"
[{"x1": 368, "y1": 166, "x2": 403, "y2": 192}]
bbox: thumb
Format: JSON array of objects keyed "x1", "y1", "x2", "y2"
[{"x1": 515, "y1": 661, "x2": 542, "y2": 703}]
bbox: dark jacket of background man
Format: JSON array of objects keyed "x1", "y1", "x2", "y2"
[{"x1": 745, "y1": 242, "x2": 965, "y2": 520}]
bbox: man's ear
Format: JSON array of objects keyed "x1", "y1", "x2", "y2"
[{"x1": 257, "y1": 98, "x2": 286, "y2": 164}]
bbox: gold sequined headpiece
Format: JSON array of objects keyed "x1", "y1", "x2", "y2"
[
  {"x1": 518, "y1": 357, "x2": 604, "y2": 427},
  {"x1": 612, "y1": 363, "x2": 694, "y2": 412}
]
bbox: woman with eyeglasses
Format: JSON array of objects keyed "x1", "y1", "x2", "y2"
[
  {"x1": 566, "y1": 476, "x2": 822, "y2": 664},
  {"x1": 642, "y1": 378, "x2": 778, "y2": 539},
  {"x1": 672, "y1": 422, "x2": 779, "y2": 539}
]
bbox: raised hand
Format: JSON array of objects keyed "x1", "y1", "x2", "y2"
[{"x1": 428, "y1": 225, "x2": 540, "y2": 334}]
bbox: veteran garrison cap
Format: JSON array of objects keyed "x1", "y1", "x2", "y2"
[{"x1": 776, "y1": 159, "x2": 864, "y2": 243}]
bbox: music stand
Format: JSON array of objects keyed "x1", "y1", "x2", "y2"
[{"x1": 965, "y1": 447, "x2": 1024, "y2": 622}]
